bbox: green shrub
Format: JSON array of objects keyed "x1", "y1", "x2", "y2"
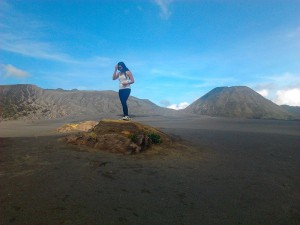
[
  {"x1": 129, "y1": 134, "x2": 138, "y2": 143},
  {"x1": 147, "y1": 133, "x2": 162, "y2": 144}
]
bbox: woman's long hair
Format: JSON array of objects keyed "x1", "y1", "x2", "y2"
[{"x1": 118, "y1": 62, "x2": 129, "y2": 76}]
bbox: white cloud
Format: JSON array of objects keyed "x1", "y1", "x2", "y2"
[
  {"x1": 167, "y1": 102, "x2": 189, "y2": 110},
  {"x1": 251, "y1": 72, "x2": 300, "y2": 106},
  {"x1": 154, "y1": 0, "x2": 173, "y2": 19},
  {"x1": 1, "y1": 64, "x2": 29, "y2": 78},
  {"x1": 275, "y1": 88, "x2": 300, "y2": 106},
  {"x1": 257, "y1": 89, "x2": 269, "y2": 97}
]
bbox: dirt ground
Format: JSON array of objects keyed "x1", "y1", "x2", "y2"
[{"x1": 0, "y1": 116, "x2": 299, "y2": 225}]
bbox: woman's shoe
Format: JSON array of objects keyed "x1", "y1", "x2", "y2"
[{"x1": 122, "y1": 116, "x2": 131, "y2": 121}]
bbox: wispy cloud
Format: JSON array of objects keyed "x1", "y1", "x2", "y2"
[
  {"x1": 154, "y1": 0, "x2": 173, "y2": 19},
  {"x1": 0, "y1": 1, "x2": 112, "y2": 66},
  {"x1": 252, "y1": 72, "x2": 300, "y2": 91},
  {"x1": 0, "y1": 0, "x2": 75, "y2": 63},
  {"x1": 0, "y1": 34, "x2": 76, "y2": 63},
  {"x1": 1, "y1": 64, "x2": 29, "y2": 78}
]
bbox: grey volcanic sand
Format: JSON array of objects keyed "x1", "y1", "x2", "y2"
[{"x1": 0, "y1": 116, "x2": 299, "y2": 225}]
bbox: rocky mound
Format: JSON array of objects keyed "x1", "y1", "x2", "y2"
[
  {"x1": 57, "y1": 121, "x2": 98, "y2": 132},
  {"x1": 64, "y1": 119, "x2": 173, "y2": 154}
]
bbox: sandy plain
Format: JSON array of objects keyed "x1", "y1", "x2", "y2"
[{"x1": 0, "y1": 115, "x2": 299, "y2": 225}]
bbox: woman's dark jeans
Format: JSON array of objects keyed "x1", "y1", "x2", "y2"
[{"x1": 119, "y1": 89, "x2": 131, "y2": 117}]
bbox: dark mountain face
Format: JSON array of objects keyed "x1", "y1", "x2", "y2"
[
  {"x1": 0, "y1": 84, "x2": 176, "y2": 120},
  {"x1": 281, "y1": 105, "x2": 300, "y2": 120},
  {"x1": 183, "y1": 86, "x2": 294, "y2": 120}
]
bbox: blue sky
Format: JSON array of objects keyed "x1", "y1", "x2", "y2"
[{"x1": 1, "y1": 0, "x2": 299, "y2": 108}]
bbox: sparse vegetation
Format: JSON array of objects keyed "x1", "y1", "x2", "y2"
[
  {"x1": 129, "y1": 133, "x2": 138, "y2": 143},
  {"x1": 147, "y1": 133, "x2": 162, "y2": 144},
  {"x1": 88, "y1": 132, "x2": 98, "y2": 139},
  {"x1": 129, "y1": 133, "x2": 162, "y2": 144}
]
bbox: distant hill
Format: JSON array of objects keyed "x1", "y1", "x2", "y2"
[
  {"x1": 281, "y1": 105, "x2": 300, "y2": 120},
  {"x1": 183, "y1": 86, "x2": 294, "y2": 120},
  {"x1": 0, "y1": 84, "x2": 176, "y2": 120}
]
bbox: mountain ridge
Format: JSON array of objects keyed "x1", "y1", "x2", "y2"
[
  {"x1": 0, "y1": 84, "x2": 296, "y2": 121},
  {"x1": 0, "y1": 84, "x2": 177, "y2": 120}
]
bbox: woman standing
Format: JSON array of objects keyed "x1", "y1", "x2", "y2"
[{"x1": 112, "y1": 62, "x2": 135, "y2": 120}]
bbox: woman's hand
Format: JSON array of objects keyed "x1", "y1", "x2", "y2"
[
  {"x1": 112, "y1": 65, "x2": 119, "y2": 80},
  {"x1": 121, "y1": 81, "x2": 129, "y2": 86}
]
